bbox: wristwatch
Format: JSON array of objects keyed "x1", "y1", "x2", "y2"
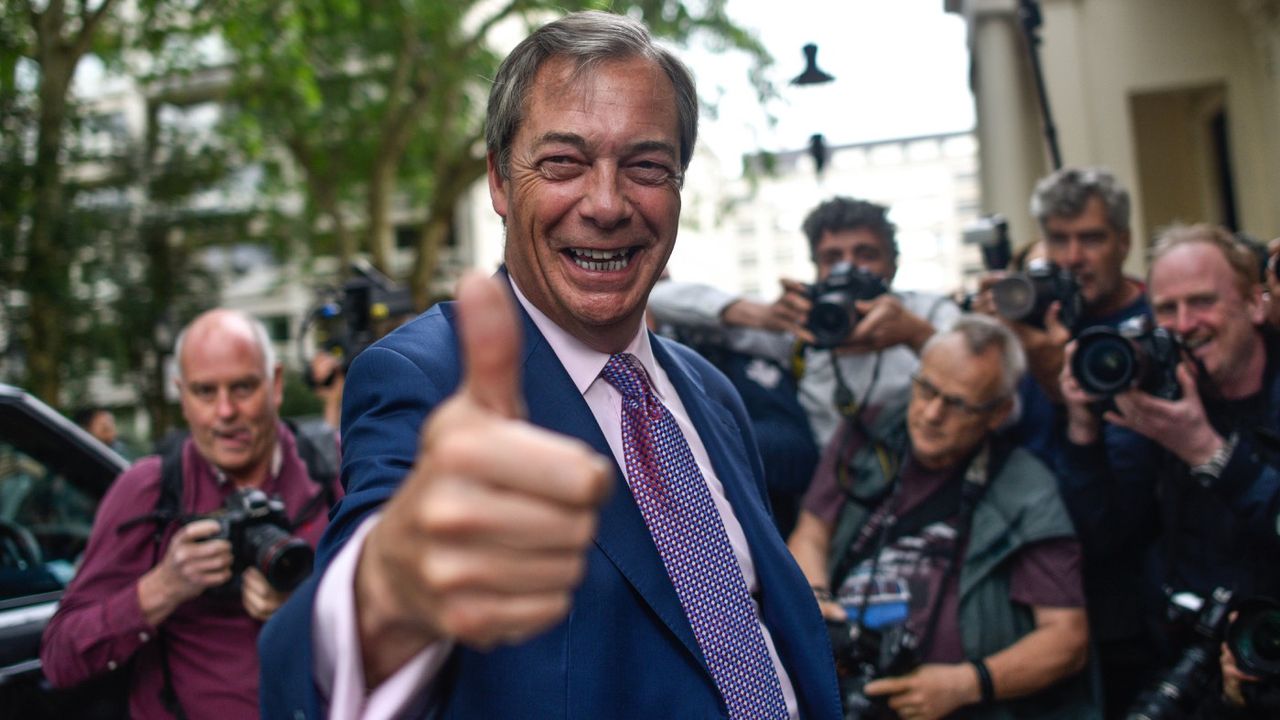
[{"x1": 1190, "y1": 432, "x2": 1238, "y2": 488}]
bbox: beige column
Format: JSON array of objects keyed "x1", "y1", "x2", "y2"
[{"x1": 949, "y1": 0, "x2": 1051, "y2": 250}]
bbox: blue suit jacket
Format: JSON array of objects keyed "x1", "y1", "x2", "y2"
[{"x1": 260, "y1": 295, "x2": 842, "y2": 719}]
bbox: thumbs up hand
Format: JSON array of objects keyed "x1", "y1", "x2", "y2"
[{"x1": 355, "y1": 273, "x2": 613, "y2": 686}]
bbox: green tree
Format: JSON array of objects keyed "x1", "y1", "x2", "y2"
[{"x1": 214, "y1": 1, "x2": 770, "y2": 307}]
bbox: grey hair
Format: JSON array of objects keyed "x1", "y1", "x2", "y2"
[
  {"x1": 921, "y1": 314, "x2": 1026, "y2": 398},
  {"x1": 1030, "y1": 166, "x2": 1131, "y2": 235},
  {"x1": 484, "y1": 10, "x2": 699, "y2": 180},
  {"x1": 173, "y1": 309, "x2": 277, "y2": 381}
]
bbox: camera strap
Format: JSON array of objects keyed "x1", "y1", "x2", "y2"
[{"x1": 839, "y1": 441, "x2": 998, "y2": 660}]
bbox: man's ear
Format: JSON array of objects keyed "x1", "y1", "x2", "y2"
[
  {"x1": 1118, "y1": 230, "x2": 1132, "y2": 260},
  {"x1": 271, "y1": 363, "x2": 285, "y2": 409},
  {"x1": 488, "y1": 151, "x2": 509, "y2": 220}
]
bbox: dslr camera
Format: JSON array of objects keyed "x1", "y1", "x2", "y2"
[
  {"x1": 1071, "y1": 315, "x2": 1182, "y2": 401},
  {"x1": 300, "y1": 260, "x2": 415, "y2": 384},
  {"x1": 806, "y1": 262, "x2": 889, "y2": 349},
  {"x1": 987, "y1": 260, "x2": 1083, "y2": 332},
  {"x1": 827, "y1": 620, "x2": 920, "y2": 720},
  {"x1": 190, "y1": 488, "x2": 314, "y2": 594},
  {"x1": 1128, "y1": 588, "x2": 1280, "y2": 720}
]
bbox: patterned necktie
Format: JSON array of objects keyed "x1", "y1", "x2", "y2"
[{"x1": 601, "y1": 353, "x2": 789, "y2": 720}]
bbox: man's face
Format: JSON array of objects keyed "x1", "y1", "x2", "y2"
[
  {"x1": 1150, "y1": 242, "x2": 1264, "y2": 392},
  {"x1": 178, "y1": 319, "x2": 283, "y2": 484},
  {"x1": 87, "y1": 411, "x2": 117, "y2": 447},
  {"x1": 813, "y1": 228, "x2": 895, "y2": 284},
  {"x1": 907, "y1": 335, "x2": 1011, "y2": 470},
  {"x1": 1043, "y1": 195, "x2": 1129, "y2": 309},
  {"x1": 489, "y1": 55, "x2": 683, "y2": 352}
]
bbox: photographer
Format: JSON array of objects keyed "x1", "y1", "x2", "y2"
[
  {"x1": 649, "y1": 196, "x2": 959, "y2": 448},
  {"x1": 40, "y1": 309, "x2": 335, "y2": 719},
  {"x1": 790, "y1": 315, "x2": 1095, "y2": 720},
  {"x1": 973, "y1": 167, "x2": 1157, "y2": 715},
  {"x1": 1060, "y1": 224, "x2": 1280, "y2": 712}
]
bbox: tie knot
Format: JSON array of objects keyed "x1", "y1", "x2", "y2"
[{"x1": 601, "y1": 353, "x2": 652, "y2": 400}]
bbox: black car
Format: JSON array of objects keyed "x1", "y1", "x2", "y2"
[{"x1": 0, "y1": 384, "x2": 129, "y2": 718}]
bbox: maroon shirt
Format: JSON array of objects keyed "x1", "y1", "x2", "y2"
[
  {"x1": 40, "y1": 423, "x2": 335, "y2": 720},
  {"x1": 805, "y1": 420, "x2": 1084, "y2": 663}
]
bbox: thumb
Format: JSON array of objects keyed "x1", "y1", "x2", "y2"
[{"x1": 456, "y1": 272, "x2": 525, "y2": 418}]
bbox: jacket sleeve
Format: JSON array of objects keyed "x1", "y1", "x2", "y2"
[
  {"x1": 1055, "y1": 424, "x2": 1161, "y2": 557},
  {"x1": 1211, "y1": 432, "x2": 1280, "y2": 551},
  {"x1": 39, "y1": 458, "x2": 166, "y2": 687}
]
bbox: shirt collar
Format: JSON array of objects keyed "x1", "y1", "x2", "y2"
[{"x1": 507, "y1": 275, "x2": 665, "y2": 400}]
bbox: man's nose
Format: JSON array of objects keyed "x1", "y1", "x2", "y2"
[
  {"x1": 1063, "y1": 238, "x2": 1086, "y2": 267},
  {"x1": 214, "y1": 388, "x2": 237, "y2": 418},
  {"x1": 579, "y1": 163, "x2": 632, "y2": 229},
  {"x1": 1173, "y1": 304, "x2": 1197, "y2": 335}
]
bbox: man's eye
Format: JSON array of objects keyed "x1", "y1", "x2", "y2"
[
  {"x1": 627, "y1": 162, "x2": 673, "y2": 185},
  {"x1": 539, "y1": 156, "x2": 584, "y2": 179}
]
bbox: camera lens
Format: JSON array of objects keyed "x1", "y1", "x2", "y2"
[
  {"x1": 990, "y1": 276, "x2": 1036, "y2": 322},
  {"x1": 1072, "y1": 328, "x2": 1138, "y2": 396},
  {"x1": 808, "y1": 295, "x2": 855, "y2": 349},
  {"x1": 244, "y1": 522, "x2": 315, "y2": 593},
  {"x1": 1228, "y1": 601, "x2": 1280, "y2": 679}
]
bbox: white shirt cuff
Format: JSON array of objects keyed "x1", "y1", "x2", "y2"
[{"x1": 312, "y1": 513, "x2": 454, "y2": 719}]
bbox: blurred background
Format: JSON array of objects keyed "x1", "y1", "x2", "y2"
[{"x1": 2, "y1": 0, "x2": 1278, "y2": 450}]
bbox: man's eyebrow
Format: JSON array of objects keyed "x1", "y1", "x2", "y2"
[
  {"x1": 531, "y1": 133, "x2": 677, "y2": 159},
  {"x1": 532, "y1": 132, "x2": 588, "y2": 152}
]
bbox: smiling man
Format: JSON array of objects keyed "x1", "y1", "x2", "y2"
[
  {"x1": 257, "y1": 11, "x2": 840, "y2": 720},
  {"x1": 41, "y1": 309, "x2": 333, "y2": 719},
  {"x1": 1060, "y1": 223, "x2": 1280, "y2": 716}
]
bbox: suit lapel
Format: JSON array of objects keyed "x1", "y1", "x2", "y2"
[{"x1": 513, "y1": 308, "x2": 705, "y2": 668}]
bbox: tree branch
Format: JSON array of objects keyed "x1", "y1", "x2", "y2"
[{"x1": 71, "y1": 0, "x2": 120, "y2": 60}]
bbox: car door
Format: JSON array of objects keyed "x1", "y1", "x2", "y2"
[{"x1": 0, "y1": 385, "x2": 127, "y2": 716}]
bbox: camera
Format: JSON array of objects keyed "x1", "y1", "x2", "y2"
[
  {"x1": 1071, "y1": 316, "x2": 1183, "y2": 400},
  {"x1": 300, "y1": 260, "x2": 415, "y2": 383},
  {"x1": 827, "y1": 620, "x2": 920, "y2": 720},
  {"x1": 963, "y1": 214, "x2": 1012, "y2": 271},
  {"x1": 1128, "y1": 588, "x2": 1280, "y2": 719},
  {"x1": 191, "y1": 488, "x2": 314, "y2": 593},
  {"x1": 806, "y1": 263, "x2": 889, "y2": 349},
  {"x1": 988, "y1": 260, "x2": 1083, "y2": 332}
]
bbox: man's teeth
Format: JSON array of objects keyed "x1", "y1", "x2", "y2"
[{"x1": 571, "y1": 248, "x2": 631, "y2": 271}]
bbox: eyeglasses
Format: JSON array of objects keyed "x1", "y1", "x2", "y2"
[{"x1": 910, "y1": 374, "x2": 1005, "y2": 417}]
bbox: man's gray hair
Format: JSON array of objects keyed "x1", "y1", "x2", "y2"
[
  {"x1": 173, "y1": 310, "x2": 277, "y2": 381},
  {"x1": 484, "y1": 10, "x2": 699, "y2": 181},
  {"x1": 922, "y1": 314, "x2": 1027, "y2": 398},
  {"x1": 1030, "y1": 166, "x2": 1131, "y2": 235}
]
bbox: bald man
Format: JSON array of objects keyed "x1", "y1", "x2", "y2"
[{"x1": 41, "y1": 309, "x2": 335, "y2": 720}]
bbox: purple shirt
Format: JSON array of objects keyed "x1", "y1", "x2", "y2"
[
  {"x1": 805, "y1": 420, "x2": 1084, "y2": 663},
  {"x1": 40, "y1": 423, "x2": 333, "y2": 720}
]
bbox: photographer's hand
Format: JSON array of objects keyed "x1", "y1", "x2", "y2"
[
  {"x1": 843, "y1": 296, "x2": 934, "y2": 355},
  {"x1": 1060, "y1": 340, "x2": 1103, "y2": 445},
  {"x1": 241, "y1": 567, "x2": 288, "y2": 621},
  {"x1": 137, "y1": 519, "x2": 233, "y2": 627},
  {"x1": 354, "y1": 273, "x2": 612, "y2": 688},
  {"x1": 863, "y1": 663, "x2": 979, "y2": 720},
  {"x1": 1107, "y1": 363, "x2": 1225, "y2": 467}
]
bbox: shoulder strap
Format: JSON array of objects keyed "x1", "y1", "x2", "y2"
[{"x1": 153, "y1": 441, "x2": 189, "y2": 720}]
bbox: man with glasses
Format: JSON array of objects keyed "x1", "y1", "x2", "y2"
[{"x1": 789, "y1": 314, "x2": 1095, "y2": 720}]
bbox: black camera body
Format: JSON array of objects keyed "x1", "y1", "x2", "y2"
[
  {"x1": 988, "y1": 260, "x2": 1083, "y2": 332},
  {"x1": 302, "y1": 260, "x2": 415, "y2": 384},
  {"x1": 1128, "y1": 588, "x2": 1280, "y2": 719},
  {"x1": 828, "y1": 620, "x2": 921, "y2": 720},
  {"x1": 192, "y1": 488, "x2": 314, "y2": 594},
  {"x1": 1071, "y1": 316, "x2": 1182, "y2": 401},
  {"x1": 806, "y1": 263, "x2": 889, "y2": 349}
]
